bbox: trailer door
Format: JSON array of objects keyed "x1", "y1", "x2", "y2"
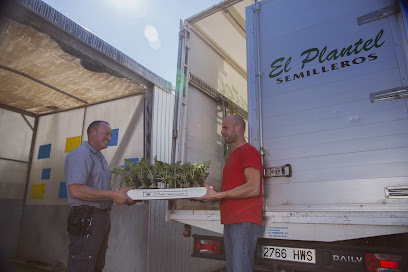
[{"x1": 247, "y1": 0, "x2": 408, "y2": 241}]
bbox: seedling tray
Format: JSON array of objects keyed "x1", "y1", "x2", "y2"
[{"x1": 127, "y1": 187, "x2": 207, "y2": 200}]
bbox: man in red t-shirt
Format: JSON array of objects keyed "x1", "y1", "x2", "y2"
[{"x1": 196, "y1": 114, "x2": 263, "y2": 272}]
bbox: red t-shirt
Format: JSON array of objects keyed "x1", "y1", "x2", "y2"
[{"x1": 220, "y1": 143, "x2": 263, "y2": 226}]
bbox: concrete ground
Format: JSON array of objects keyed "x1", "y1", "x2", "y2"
[
  {"x1": 6, "y1": 260, "x2": 226, "y2": 272},
  {"x1": 5, "y1": 259, "x2": 64, "y2": 272}
]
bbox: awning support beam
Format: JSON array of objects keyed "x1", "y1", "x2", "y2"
[{"x1": 0, "y1": 65, "x2": 89, "y2": 105}]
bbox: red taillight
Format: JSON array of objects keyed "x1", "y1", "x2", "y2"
[
  {"x1": 381, "y1": 260, "x2": 399, "y2": 269},
  {"x1": 194, "y1": 239, "x2": 222, "y2": 255},
  {"x1": 365, "y1": 254, "x2": 381, "y2": 271},
  {"x1": 365, "y1": 253, "x2": 401, "y2": 272}
]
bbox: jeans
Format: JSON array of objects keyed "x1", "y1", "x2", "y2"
[{"x1": 224, "y1": 222, "x2": 262, "y2": 272}]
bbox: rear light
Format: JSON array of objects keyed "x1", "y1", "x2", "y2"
[
  {"x1": 183, "y1": 224, "x2": 192, "y2": 237},
  {"x1": 365, "y1": 253, "x2": 403, "y2": 272},
  {"x1": 194, "y1": 239, "x2": 222, "y2": 255}
]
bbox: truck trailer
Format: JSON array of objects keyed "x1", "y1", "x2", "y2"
[{"x1": 169, "y1": 0, "x2": 408, "y2": 271}]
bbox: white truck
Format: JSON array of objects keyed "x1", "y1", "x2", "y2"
[{"x1": 169, "y1": 0, "x2": 408, "y2": 271}]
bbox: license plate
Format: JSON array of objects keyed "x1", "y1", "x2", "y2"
[{"x1": 258, "y1": 245, "x2": 316, "y2": 264}]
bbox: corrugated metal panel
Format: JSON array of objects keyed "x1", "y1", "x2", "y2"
[
  {"x1": 151, "y1": 86, "x2": 174, "y2": 162},
  {"x1": 148, "y1": 86, "x2": 224, "y2": 271},
  {"x1": 148, "y1": 200, "x2": 225, "y2": 272}
]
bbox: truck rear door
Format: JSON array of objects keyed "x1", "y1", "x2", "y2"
[
  {"x1": 170, "y1": 1, "x2": 253, "y2": 232},
  {"x1": 246, "y1": 0, "x2": 408, "y2": 242}
]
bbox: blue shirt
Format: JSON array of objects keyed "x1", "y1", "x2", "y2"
[{"x1": 64, "y1": 141, "x2": 113, "y2": 209}]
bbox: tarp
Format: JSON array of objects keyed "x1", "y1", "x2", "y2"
[{"x1": 0, "y1": 0, "x2": 172, "y2": 116}]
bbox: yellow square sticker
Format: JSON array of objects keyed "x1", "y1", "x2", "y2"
[
  {"x1": 31, "y1": 184, "x2": 45, "y2": 199},
  {"x1": 65, "y1": 136, "x2": 81, "y2": 153}
]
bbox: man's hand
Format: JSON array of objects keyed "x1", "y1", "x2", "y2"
[
  {"x1": 194, "y1": 185, "x2": 223, "y2": 202},
  {"x1": 194, "y1": 167, "x2": 260, "y2": 202},
  {"x1": 68, "y1": 184, "x2": 140, "y2": 205},
  {"x1": 112, "y1": 187, "x2": 135, "y2": 205}
]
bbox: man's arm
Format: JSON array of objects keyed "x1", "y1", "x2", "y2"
[
  {"x1": 195, "y1": 167, "x2": 260, "y2": 202},
  {"x1": 68, "y1": 184, "x2": 134, "y2": 205}
]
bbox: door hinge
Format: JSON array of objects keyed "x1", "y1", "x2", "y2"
[
  {"x1": 385, "y1": 186, "x2": 408, "y2": 198},
  {"x1": 264, "y1": 164, "x2": 292, "y2": 178},
  {"x1": 370, "y1": 86, "x2": 408, "y2": 103}
]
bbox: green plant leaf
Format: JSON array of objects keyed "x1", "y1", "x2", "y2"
[{"x1": 112, "y1": 158, "x2": 211, "y2": 189}]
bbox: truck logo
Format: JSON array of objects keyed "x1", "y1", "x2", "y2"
[
  {"x1": 268, "y1": 29, "x2": 385, "y2": 85},
  {"x1": 333, "y1": 255, "x2": 363, "y2": 263}
]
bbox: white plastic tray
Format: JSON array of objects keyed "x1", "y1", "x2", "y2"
[{"x1": 127, "y1": 187, "x2": 207, "y2": 200}]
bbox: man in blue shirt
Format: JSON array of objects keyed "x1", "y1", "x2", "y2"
[{"x1": 65, "y1": 120, "x2": 135, "y2": 272}]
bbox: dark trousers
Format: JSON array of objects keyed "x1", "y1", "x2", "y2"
[{"x1": 67, "y1": 208, "x2": 111, "y2": 272}]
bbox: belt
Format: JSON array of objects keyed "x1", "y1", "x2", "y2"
[
  {"x1": 95, "y1": 207, "x2": 111, "y2": 213},
  {"x1": 71, "y1": 205, "x2": 111, "y2": 213}
]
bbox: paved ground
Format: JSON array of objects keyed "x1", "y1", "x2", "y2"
[
  {"x1": 6, "y1": 261, "x2": 228, "y2": 272},
  {"x1": 5, "y1": 260, "x2": 268, "y2": 272},
  {"x1": 5, "y1": 259, "x2": 64, "y2": 272}
]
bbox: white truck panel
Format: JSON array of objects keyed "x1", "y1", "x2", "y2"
[
  {"x1": 172, "y1": 0, "x2": 408, "y2": 243},
  {"x1": 183, "y1": 86, "x2": 224, "y2": 190},
  {"x1": 264, "y1": 177, "x2": 408, "y2": 206},
  {"x1": 188, "y1": 27, "x2": 248, "y2": 111},
  {"x1": 262, "y1": 221, "x2": 408, "y2": 241},
  {"x1": 263, "y1": 119, "x2": 408, "y2": 154},
  {"x1": 168, "y1": 210, "x2": 223, "y2": 234},
  {"x1": 193, "y1": 12, "x2": 247, "y2": 70},
  {"x1": 247, "y1": 0, "x2": 408, "y2": 240}
]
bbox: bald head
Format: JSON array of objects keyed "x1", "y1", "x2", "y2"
[
  {"x1": 228, "y1": 115, "x2": 245, "y2": 133},
  {"x1": 222, "y1": 115, "x2": 246, "y2": 148}
]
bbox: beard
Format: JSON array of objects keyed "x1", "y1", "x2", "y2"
[{"x1": 224, "y1": 132, "x2": 238, "y2": 144}]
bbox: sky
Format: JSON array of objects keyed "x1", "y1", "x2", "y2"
[{"x1": 41, "y1": 0, "x2": 222, "y2": 87}]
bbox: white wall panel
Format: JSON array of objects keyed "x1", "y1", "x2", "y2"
[
  {"x1": 83, "y1": 95, "x2": 145, "y2": 170},
  {"x1": 26, "y1": 95, "x2": 145, "y2": 205},
  {"x1": 26, "y1": 108, "x2": 84, "y2": 205},
  {"x1": 18, "y1": 95, "x2": 149, "y2": 271},
  {"x1": 0, "y1": 160, "x2": 28, "y2": 198},
  {"x1": 0, "y1": 109, "x2": 34, "y2": 199},
  {"x1": 0, "y1": 108, "x2": 34, "y2": 161}
]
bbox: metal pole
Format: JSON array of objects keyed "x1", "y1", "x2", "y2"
[
  {"x1": 172, "y1": 20, "x2": 186, "y2": 164},
  {"x1": 21, "y1": 115, "x2": 38, "y2": 204},
  {"x1": 17, "y1": 114, "x2": 39, "y2": 253},
  {"x1": 254, "y1": 0, "x2": 264, "y2": 162}
]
